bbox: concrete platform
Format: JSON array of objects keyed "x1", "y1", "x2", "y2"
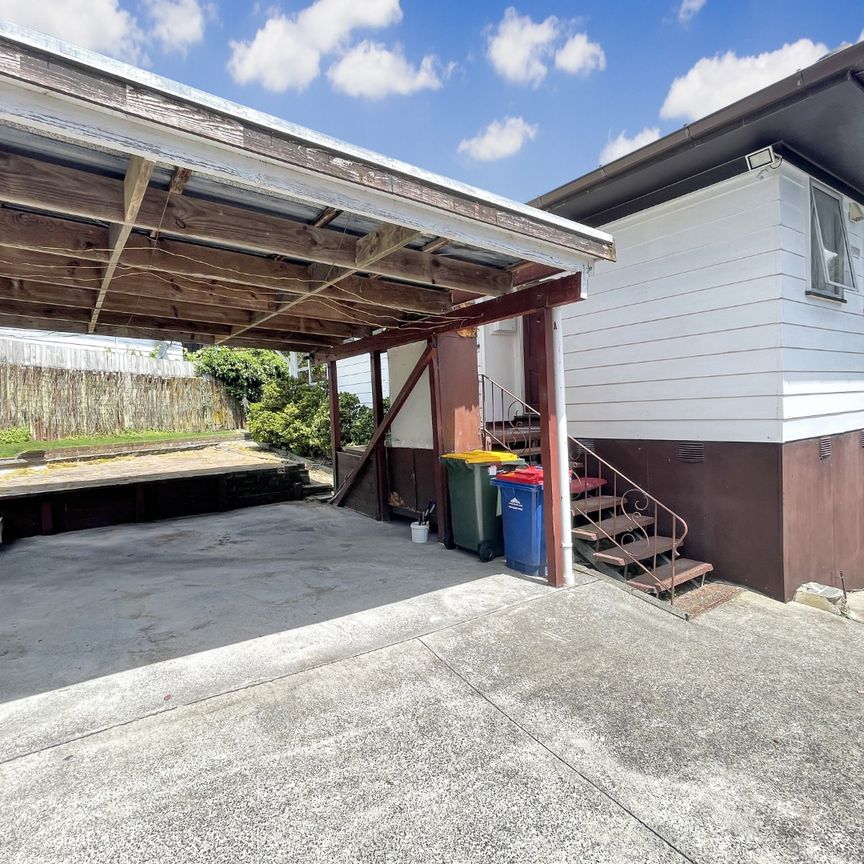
[{"x1": 1, "y1": 503, "x2": 863, "y2": 863}]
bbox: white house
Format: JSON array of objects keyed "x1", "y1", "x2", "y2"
[{"x1": 481, "y1": 39, "x2": 864, "y2": 601}]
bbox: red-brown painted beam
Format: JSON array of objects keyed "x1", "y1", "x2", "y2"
[
  {"x1": 371, "y1": 350, "x2": 390, "y2": 522},
  {"x1": 537, "y1": 307, "x2": 565, "y2": 587},
  {"x1": 428, "y1": 336, "x2": 452, "y2": 546},
  {"x1": 328, "y1": 361, "x2": 341, "y2": 490},
  {"x1": 331, "y1": 343, "x2": 436, "y2": 507},
  {"x1": 316, "y1": 273, "x2": 581, "y2": 362}
]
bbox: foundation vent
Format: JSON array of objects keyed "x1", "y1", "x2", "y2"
[
  {"x1": 575, "y1": 438, "x2": 596, "y2": 454},
  {"x1": 819, "y1": 437, "x2": 832, "y2": 460},
  {"x1": 860, "y1": 429, "x2": 864, "y2": 448},
  {"x1": 677, "y1": 442, "x2": 705, "y2": 463}
]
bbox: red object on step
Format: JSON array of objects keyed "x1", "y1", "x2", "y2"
[
  {"x1": 500, "y1": 466, "x2": 545, "y2": 486},
  {"x1": 571, "y1": 476, "x2": 606, "y2": 494}
]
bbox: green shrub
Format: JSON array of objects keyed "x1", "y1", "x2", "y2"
[
  {"x1": 247, "y1": 381, "x2": 384, "y2": 459},
  {"x1": 188, "y1": 347, "x2": 289, "y2": 403},
  {"x1": 0, "y1": 426, "x2": 31, "y2": 445}
]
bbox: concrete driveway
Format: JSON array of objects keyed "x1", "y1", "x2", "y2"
[{"x1": 1, "y1": 503, "x2": 862, "y2": 863}]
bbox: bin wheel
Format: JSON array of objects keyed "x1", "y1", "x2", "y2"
[{"x1": 478, "y1": 542, "x2": 496, "y2": 562}]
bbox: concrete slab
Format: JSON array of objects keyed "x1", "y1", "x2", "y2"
[
  {"x1": 0, "y1": 502, "x2": 558, "y2": 759},
  {"x1": 424, "y1": 582, "x2": 864, "y2": 864},
  {"x1": 0, "y1": 640, "x2": 685, "y2": 864}
]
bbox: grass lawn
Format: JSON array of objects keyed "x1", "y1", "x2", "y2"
[{"x1": 0, "y1": 430, "x2": 241, "y2": 460}]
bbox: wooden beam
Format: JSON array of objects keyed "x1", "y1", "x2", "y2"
[
  {"x1": 89, "y1": 155, "x2": 154, "y2": 331},
  {"x1": 420, "y1": 237, "x2": 449, "y2": 253},
  {"x1": 0, "y1": 222, "x2": 452, "y2": 316},
  {"x1": 371, "y1": 350, "x2": 390, "y2": 522},
  {"x1": 219, "y1": 223, "x2": 423, "y2": 344},
  {"x1": 0, "y1": 152, "x2": 511, "y2": 296},
  {"x1": 332, "y1": 343, "x2": 435, "y2": 508},
  {"x1": 318, "y1": 273, "x2": 582, "y2": 361},
  {"x1": 537, "y1": 308, "x2": 564, "y2": 587},
  {"x1": 313, "y1": 207, "x2": 340, "y2": 228},
  {"x1": 328, "y1": 360, "x2": 341, "y2": 490},
  {"x1": 0, "y1": 279, "x2": 373, "y2": 339},
  {"x1": 168, "y1": 167, "x2": 192, "y2": 196},
  {"x1": 428, "y1": 337, "x2": 451, "y2": 546}
]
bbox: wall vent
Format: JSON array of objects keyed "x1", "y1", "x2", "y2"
[
  {"x1": 677, "y1": 442, "x2": 705, "y2": 463},
  {"x1": 860, "y1": 430, "x2": 864, "y2": 448},
  {"x1": 819, "y1": 437, "x2": 832, "y2": 460},
  {"x1": 575, "y1": 438, "x2": 596, "y2": 454}
]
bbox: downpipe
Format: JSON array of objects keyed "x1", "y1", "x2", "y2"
[{"x1": 551, "y1": 303, "x2": 574, "y2": 587}]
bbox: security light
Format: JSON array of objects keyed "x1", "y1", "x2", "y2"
[
  {"x1": 849, "y1": 201, "x2": 864, "y2": 223},
  {"x1": 745, "y1": 146, "x2": 780, "y2": 172}
]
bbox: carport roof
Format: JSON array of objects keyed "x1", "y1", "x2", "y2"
[{"x1": 0, "y1": 22, "x2": 614, "y2": 352}]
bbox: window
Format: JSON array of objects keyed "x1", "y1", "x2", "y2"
[{"x1": 810, "y1": 183, "x2": 855, "y2": 299}]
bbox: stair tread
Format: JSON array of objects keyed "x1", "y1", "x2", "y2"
[
  {"x1": 628, "y1": 559, "x2": 714, "y2": 595},
  {"x1": 594, "y1": 535, "x2": 682, "y2": 566},
  {"x1": 486, "y1": 427, "x2": 541, "y2": 442},
  {"x1": 572, "y1": 514, "x2": 654, "y2": 542},
  {"x1": 571, "y1": 495, "x2": 621, "y2": 515}
]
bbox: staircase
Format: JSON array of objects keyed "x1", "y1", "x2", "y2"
[{"x1": 480, "y1": 374, "x2": 713, "y2": 601}]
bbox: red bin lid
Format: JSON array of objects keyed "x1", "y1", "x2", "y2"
[{"x1": 497, "y1": 466, "x2": 544, "y2": 485}]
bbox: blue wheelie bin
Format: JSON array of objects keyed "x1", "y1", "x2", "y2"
[{"x1": 490, "y1": 466, "x2": 546, "y2": 577}]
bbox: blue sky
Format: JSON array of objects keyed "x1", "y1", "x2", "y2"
[{"x1": 1, "y1": 1, "x2": 862, "y2": 202}]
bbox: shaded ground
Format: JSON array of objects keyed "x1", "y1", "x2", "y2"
[{"x1": 1, "y1": 503, "x2": 862, "y2": 863}]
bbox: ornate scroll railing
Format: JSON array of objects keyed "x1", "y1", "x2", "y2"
[{"x1": 479, "y1": 374, "x2": 689, "y2": 600}]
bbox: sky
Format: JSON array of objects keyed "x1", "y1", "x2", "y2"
[{"x1": 0, "y1": 1, "x2": 862, "y2": 203}]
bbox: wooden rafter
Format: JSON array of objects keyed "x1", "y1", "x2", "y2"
[
  {"x1": 317, "y1": 273, "x2": 582, "y2": 361},
  {"x1": 313, "y1": 207, "x2": 341, "y2": 228},
  {"x1": 88, "y1": 155, "x2": 153, "y2": 331},
  {"x1": 0, "y1": 152, "x2": 511, "y2": 296},
  {"x1": 168, "y1": 166, "x2": 192, "y2": 196},
  {"x1": 0, "y1": 212, "x2": 453, "y2": 316},
  {"x1": 216, "y1": 223, "x2": 422, "y2": 344}
]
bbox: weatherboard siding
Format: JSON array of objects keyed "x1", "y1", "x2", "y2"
[
  {"x1": 777, "y1": 164, "x2": 864, "y2": 442},
  {"x1": 336, "y1": 353, "x2": 390, "y2": 408},
  {"x1": 562, "y1": 171, "x2": 784, "y2": 443}
]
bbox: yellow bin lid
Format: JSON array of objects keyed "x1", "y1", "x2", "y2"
[{"x1": 441, "y1": 449, "x2": 520, "y2": 464}]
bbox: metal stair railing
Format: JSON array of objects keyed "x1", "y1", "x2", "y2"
[{"x1": 480, "y1": 374, "x2": 690, "y2": 601}]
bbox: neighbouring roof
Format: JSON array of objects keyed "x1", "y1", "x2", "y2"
[
  {"x1": 0, "y1": 22, "x2": 614, "y2": 354},
  {"x1": 532, "y1": 40, "x2": 864, "y2": 226}
]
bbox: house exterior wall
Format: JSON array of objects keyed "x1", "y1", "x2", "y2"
[
  {"x1": 562, "y1": 170, "x2": 785, "y2": 444},
  {"x1": 336, "y1": 353, "x2": 390, "y2": 408},
  {"x1": 777, "y1": 162, "x2": 864, "y2": 442}
]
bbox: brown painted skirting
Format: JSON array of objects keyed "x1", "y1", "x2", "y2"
[{"x1": 588, "y1": 432, "x2": 863, "y2": 601}]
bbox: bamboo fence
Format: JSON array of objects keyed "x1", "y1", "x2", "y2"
[{"x1": 0, "y1": 363, "x2": 243, "y2": 440}]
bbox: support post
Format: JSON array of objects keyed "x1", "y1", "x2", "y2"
[
  {"x1": 328, "y1": 360, "x2": 340, "y2": 490},
  {"x1": 428, "y1": 336, "x2": 452, "y2": 546},
  {"x1": 371, "y1": 351, "x2": 390, "y2": 521},
  {"x1": 537, "y1": 308, "x2": 565, "y2": 587}
]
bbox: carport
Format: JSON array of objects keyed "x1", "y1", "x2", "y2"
[{"x1": 0, "y1": 22, "x2": 614, "y2": 587}]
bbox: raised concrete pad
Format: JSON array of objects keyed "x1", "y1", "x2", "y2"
[{"x1": 0, "y1": 502, "x2": 555, "y2": 760}]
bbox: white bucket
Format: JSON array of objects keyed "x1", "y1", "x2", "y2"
[{"x1": 410, "y1": 521, "x2": 429, "y2": 544}]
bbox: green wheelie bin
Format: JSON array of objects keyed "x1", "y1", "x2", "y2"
[{"x1": 440, "y1": 450, "x2": 524, "y2": 561}]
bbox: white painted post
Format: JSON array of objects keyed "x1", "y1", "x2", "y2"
[{"x1": 552, "y1": 304, "x2": 574, "y2": 587}]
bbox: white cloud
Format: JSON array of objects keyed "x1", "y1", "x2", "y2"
[
  {"x1": 859, "y1": 29, "x2": 864, "y2": 42},
  {"x1": 458, "y1": 116, "x2": 537, "y2": 162},
  {"x1": 327, "y1": 41, "x2": 448, "y2": 99},
  {"x1": 487, "y1": 7, "x2": 559, "y2": 86},
  {"x1": 599, "y1": 127, "x2": 661, "y2": 164},
  {"x1": 677, "y1": 0, "x2": 706, "y2": 25},
  {"x1": 555, "y1": 33, "x2": 605, "y2": 75},
  {"x1": 144, "y1": 0, "x2": 208, "y2": 54},
  {"x1": 228, "y1": 0, "x2": 402, "y2": 92},
  {"x1": 661, "y1": 38, "x2": 828, "y2": 122},
  {"x1": 0, "y1": 0, "x2": 145, "y2": 61}
]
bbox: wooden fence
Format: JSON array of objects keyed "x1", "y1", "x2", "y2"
[{"x1": 0, "y1": 363, "x2": 243, "y2": 440}]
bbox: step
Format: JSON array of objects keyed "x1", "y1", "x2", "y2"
[
  {"x1": 571, "y1": 514, "x2": 655, "y2": 543},
  {"x1": 489, "y1": 427, "x2": 541, "y2": 444},
  {"x1": 512, "y1": 446, "x2": 541, "y2": 456},
  {"x1": 628, "y1": 559, "x2": 714, "y2": 596},
  {"x1": 593, "y1": 536, "x2": 682, "y2": 567},
  {"x1": 571, "y1": 495, "x2": 621, "y2": 516}
]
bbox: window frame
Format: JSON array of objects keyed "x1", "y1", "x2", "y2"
[{"x1": 808, "y1": 180, "x2": 855, "y2": 302}]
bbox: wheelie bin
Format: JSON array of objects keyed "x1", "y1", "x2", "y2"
[
  {"x1": 441, "y1": 450, "x2": 523, "y2": 561},
  {"x1": 490, "y1": 466, "x2": 547, "y2": 577}
]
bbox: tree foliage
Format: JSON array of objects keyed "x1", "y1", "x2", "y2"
[{"x1": 187, "y1": 347, "x2": 289, "y2": 403}]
